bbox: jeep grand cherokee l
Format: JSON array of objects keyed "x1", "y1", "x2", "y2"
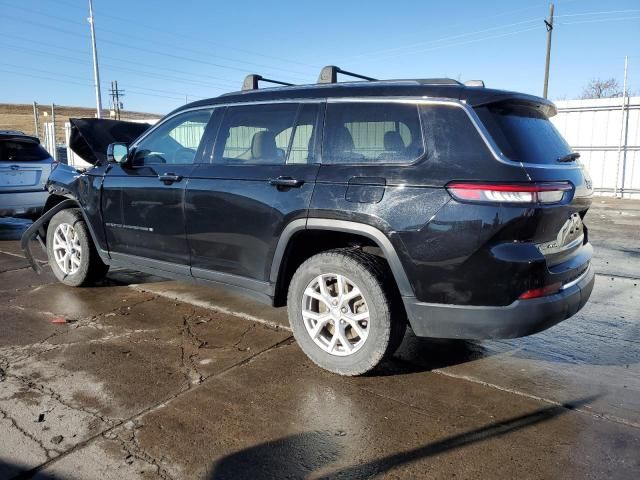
[{"x1": 22, "y1": 67, "x2": 595, "y2": 376}]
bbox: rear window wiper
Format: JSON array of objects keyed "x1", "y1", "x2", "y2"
[{"x1": 557, "y1": 152, "x2": 580, "y2": 163}]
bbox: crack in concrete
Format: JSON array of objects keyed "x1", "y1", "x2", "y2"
[
  {"x1": 0, "y1": 407, "x2": 55, "y2": 460},
  {"x1": 106, "y1": 425, "x2": 176, "y2": 480},
  {"x1": 15, "y1": 334, "x2": 293, "y2": 480}
]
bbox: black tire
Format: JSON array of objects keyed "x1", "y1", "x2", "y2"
[
  {"x1": 46, "y1": 209, "x2": 109, "y2": 287},
  {"x1": 287, "y1": 248, "x2": 407, "y2": 376}
]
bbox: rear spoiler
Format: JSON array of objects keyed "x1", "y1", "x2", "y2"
[
  {"x1": 465, "y1": 91, "x2": 557, "y2": 117},
  {"x1": 68, "y1": 118, "x2": 151, "y2": 165}
]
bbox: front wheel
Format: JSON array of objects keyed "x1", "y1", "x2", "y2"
[
  {"x1": 46, "y1": 209, "x2": 109, "y2": 287},
  {"x1": 287, "y1": 249, "x2": 406, "y2": 376}
]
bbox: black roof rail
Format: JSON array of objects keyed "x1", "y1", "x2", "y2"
[
  {"x1": 242, "y1": 74, "x2": 294, "y2": 91},
  {"x1": 317, "y1": 65, "x2": 377, "y2": 84}
]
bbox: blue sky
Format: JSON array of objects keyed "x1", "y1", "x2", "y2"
[{"x1": 1, "y1": 0, "x2": 639, "y2": 114}]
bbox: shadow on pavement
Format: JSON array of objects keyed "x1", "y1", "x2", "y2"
[
  {"x1": 0, "y1": 461, "x2": 61, "y2": 480},
  {"x1": 208, "y1": 396, "x2": 597, "y2": 480}
]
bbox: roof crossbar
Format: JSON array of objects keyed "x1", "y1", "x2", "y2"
[
  {"x1": 242, "y1": 74, "x2": 294, "y2": 91},
  {"x1": 317, "y1": 65, "x2": 377, "y2": 84}
]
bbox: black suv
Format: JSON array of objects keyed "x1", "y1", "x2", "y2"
[{"x1": 23, "y1": 66, "x2": 595, "y2": 375}]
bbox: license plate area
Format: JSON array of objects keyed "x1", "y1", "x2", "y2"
[
  {"x1": 537, "y1": 213, "x2": 584, "y2": 256},
  {"x1": 0, "y1": 170, "x2": 38, "y2": 187}
]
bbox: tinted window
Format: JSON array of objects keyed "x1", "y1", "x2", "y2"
[
  {"x1": 475, "y1": 103, "x2": 572, "y2": 164},
  {"x1": 133, "y1": 109, "x2": 213, "y2": 165},
  {"x1": 0, "y1": 139, "x2": 50, "y2": 162},
  {"x1": 421, "y1": 105, "x2": 490, "y2": 164},
  {"x1": 323, "y1": 102, "x2": 424, "y2": 164},
  {"x1": 216, "y1": 103, "x2": 299, "y2": 165},
  {"x1": 288, "y1": 104, "x2": 320, "y2": 164}
]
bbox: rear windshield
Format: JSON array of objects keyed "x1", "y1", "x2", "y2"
[
  {"x1": 0, "y1": 139, "x2": 51, "y2": 162},
  {"x1": 475, "y1": 103, "x2": 572, "y2": 164}
]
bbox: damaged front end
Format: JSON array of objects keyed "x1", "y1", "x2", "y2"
[{"x1": 20, "y1": 118, "x2": 152, "y2": 272}]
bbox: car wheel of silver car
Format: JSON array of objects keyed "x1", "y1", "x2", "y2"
[
  {"x1": 46, "y1": 208, "x2": 109, "y2": 287},
  {"x1": 287, "y1": 248, "x2": 407, "y2": 376}
]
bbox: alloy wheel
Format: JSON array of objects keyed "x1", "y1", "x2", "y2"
[
  {"x1": 301, "y1": 273, "x2": 370, "y2": 356},
  {"x1": 52, "y1": 222, "x2": 82, "y2": 275}
]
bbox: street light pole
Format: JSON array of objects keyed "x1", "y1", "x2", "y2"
[{"x1": 88, "y1": 0, "x2": 103, "y2": 118}]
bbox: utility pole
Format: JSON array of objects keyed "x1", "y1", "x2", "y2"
[
  {"x1": 32, "y1": 101, "x2": 39, "y2": 138},
  {"x1": 543, "y1": 3, "x2": 554, "y2": 99},
  {"x1": 88, "y1": 0, "x2": 103, "y2": 118},
  {"x1": 109, "y1": 81, "x2": 125, "y2": 120}
]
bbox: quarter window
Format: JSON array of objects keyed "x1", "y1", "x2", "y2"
[
  {"x1": 133, "y1": 109, "x2": 213, "y2": 165},
  {"x1": 323, "y1": 102, "x2": 424, "y2": 164}
]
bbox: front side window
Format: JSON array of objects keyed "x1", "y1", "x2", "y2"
[
  {"x1": 216, "y1": 103, "x2": 299, "y2": 165},
  {"x1": 133, "y1": 109, "x2": 213, "y2": 165},
  {"x1": 322, "y1": 102, "x2": 424, "y2": 164}
]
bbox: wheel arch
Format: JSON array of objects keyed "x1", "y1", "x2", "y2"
[{"x1": 270, "y1": 219, "x2": 414, "y2": 306}]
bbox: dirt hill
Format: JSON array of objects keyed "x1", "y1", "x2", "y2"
[{"x1": 0, "y1": 103, "x2": 161, "y2": 143}]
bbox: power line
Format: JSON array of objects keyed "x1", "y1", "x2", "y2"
[
  {"x1": 0, "y1": 3, "x2": 316, "y2": 79},
  {"x1": 559, "y1": 15, "x2": 640, "y2": 26},
  {"x1": 349, "y1": 18, "x2": 540, "y2": 60},
  {"x1": 0, "y1": 64, "x2": 207, "y2": 101},
  {"x1": 1, "y1": 13, "x2": 310, "y2": 82},
  {"x1": 46, "y1": 0, "x2": 319, "y2": 69},
  {"x1": 362, "y1": 25, "x2": 543, "y2": 62},
  {"x1": 555, "y1": 9, "x2": 640, "y2": 18},
  {"x1": 1, "y1": 35, "x2": 240, "y2": 87},
  {"x1": 0, "y1": 42, "x2": 236, "y2": 91}
]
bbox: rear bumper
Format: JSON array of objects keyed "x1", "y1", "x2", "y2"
[
  {"x1": 403, "y1": 263, "x2": 595, "y2": 339},
  {"x1": 0, "y1": 190, "x2": 47, "y2": 217}
]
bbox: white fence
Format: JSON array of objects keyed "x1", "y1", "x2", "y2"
[{"x1": 552, "y1": 97, "x2": 640, "y2": 199}]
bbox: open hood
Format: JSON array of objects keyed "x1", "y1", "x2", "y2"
[{"x1": 68, "y1": 118, "x2": 151, "y2": 165}]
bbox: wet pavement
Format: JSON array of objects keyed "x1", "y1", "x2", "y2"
[{"x1": 0, "y1": 197, "x2": 639, "y2": 479}]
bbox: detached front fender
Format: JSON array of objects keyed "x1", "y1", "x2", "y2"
[{"x1": 20, "y1": 199, "x2": 80, "y2": 273}]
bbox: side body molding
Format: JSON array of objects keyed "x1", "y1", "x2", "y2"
[{"x1": 269, "y1": 218, "x2": 414, "y2": 297}]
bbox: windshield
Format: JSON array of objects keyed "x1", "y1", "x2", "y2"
[
  {"x1": 0, "y1": 139, "x2": 50, "y2": 162},
  {"x1": 475, "y1": 103, "x2": 572, "y2": 165}
]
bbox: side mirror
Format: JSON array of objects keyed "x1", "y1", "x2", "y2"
[{"x1": 107, "y1": 143, "x2": 129, "y2": 164}]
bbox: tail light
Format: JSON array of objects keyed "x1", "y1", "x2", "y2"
[
  {"x1": 446, "y1": 182, "x2": 572, "y2": 204},
  {"x1": 519, "y1": 282, "x2": 562, "y2": 299}
]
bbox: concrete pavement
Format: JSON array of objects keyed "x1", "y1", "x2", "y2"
[{"x1": 0, "y1": 197, "x2": 638, "y2": 479}]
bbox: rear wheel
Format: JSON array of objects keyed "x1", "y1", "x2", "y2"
[
  {"x1": 287, "y1": 249, "x2": 406, "y2": 376},
  {"x1": 46, "y1": 209, "x2": 109, "y2": 286}
]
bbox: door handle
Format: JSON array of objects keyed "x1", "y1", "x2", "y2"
[
  {"x1": 158, "y1": 173, "x2": 182, "y2": 185},
  {"x1": 268, "y1": 176, "x2": 304, "y2": 188}
]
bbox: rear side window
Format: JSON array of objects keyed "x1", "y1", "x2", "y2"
[
  {"x1": 0, "y1": 139, "x2": 50, "y2": 162},
  {"x1": 216, "y1": 103, "x2": 299, "y2": 165},
  {"x1": 475, "y1": 103, "x2": 572, "y2": 164},
  {"x1": 420, "y1": 105, "x2": 490, "y2": 164},
  {"x1": 323, "y1": 102, "x2": 424, "y2": 164}
]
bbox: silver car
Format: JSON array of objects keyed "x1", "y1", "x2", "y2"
[{"x1": 0, "y1": 130, "x2": 54, "y2": 218}]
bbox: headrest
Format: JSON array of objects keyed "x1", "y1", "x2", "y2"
[
  {"x1": 384, "y1": 131, "x2": 405, "y2": 151},
  {"x1": 251, "y1": 130, "x2": 277, "y2": 160},
  {"x1": 334, "y1": 126, "x2": 354, "y2": 152}
]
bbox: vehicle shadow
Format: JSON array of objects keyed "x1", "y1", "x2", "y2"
[
  {"x1": 0, "y1": 460, "x2": 61, "y2": 480},
  {"x1": 373, "y1": 331, "x2": 490, "y2": 376},
  {"x1": 207, "y1": 396, "x2": 597, "y2": 479}
]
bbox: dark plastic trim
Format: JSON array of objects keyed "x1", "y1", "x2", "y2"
[{"x1": 403, "y1": 264, "x2": 595, "y2": 339}]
